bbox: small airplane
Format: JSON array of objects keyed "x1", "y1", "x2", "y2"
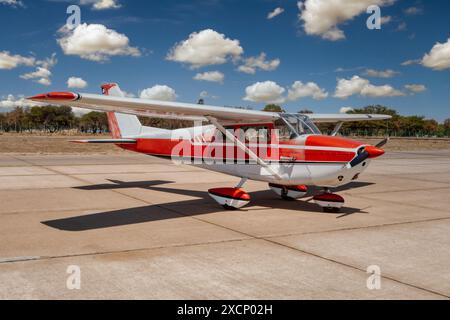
[{"x1": 28, "y1": 83, "x2": 391, "y2": 212}]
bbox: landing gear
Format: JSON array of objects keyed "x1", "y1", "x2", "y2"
[
  {"x1": 313, "y1": 188, "x2": 345, "y2": 212},
  {"x1": 208, "y1": 178, "x2": 250, "y2": 210},
  {"x1": 269, "y1": 183, "x2": 308, "y2": 200}
]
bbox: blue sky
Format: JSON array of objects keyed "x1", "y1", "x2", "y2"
[{"x1": 0, "y1": 0, "x2": 449, "y2": 121}]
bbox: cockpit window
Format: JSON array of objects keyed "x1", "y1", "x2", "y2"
[{"x1": 276, "y1": 114, "x2": 321, "y2": 139}]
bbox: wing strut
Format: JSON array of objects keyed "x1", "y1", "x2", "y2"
[
  {"x1": 206, "y1": 116, "x2": 282, "y2": 180},
  {"x1": 331, "y1": 122, "x2": 343, "y2": 136}
]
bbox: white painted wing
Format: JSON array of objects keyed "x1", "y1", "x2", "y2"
[
  {"x1": 28, "y1": 92, "x2": 279, "y2": 123},
  {"x1": 27, "y1": 92, "x2": 391, "y2": 123},
  {"x1": 307, "y1": 114, "x2": 392, "y2": 123}
]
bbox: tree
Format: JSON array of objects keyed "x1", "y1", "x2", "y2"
[
  {"x1": 79, "y1": 112, "x2": 108, "y2": 133},
  {"x1": 444, "y1": 119, "x2": 450, "y2": 133},
  {"x1": 263, "y1": 104, "x2": 284, "y2": 112},
  {"x1": 423, "y1": 119, "x2": 438, "y2": 136}
]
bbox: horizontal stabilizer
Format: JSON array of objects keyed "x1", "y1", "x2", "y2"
[{"x1": 70, "y1": 139, "x2": 136, "y2": 144}]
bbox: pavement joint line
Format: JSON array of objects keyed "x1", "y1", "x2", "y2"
[
  {"x1": 373, "y1": 176, "x2": 450, "y2": 185},
  {"x1": 348, "y1": 193, "x2": 450, "y2": 213},
  {"x1": 0, "y1": 170, "x2": 204, "y2": 178},
  {"x1": 341, "y1": 186, "x2": 450, "y2": 196},
  {"x1": 0, "y1": 207, "x2": 132, "y2": 216},
  {"x1": 0, "y1": 256, "x2": 41, "y2": 263},
  {"x1": 156, "y1": 201, "x2": 450, "y2": 299},
  {"x1": 5, "y1": 154, "x2": 450, "y2": 298},
  {"x1": 263, "y1": 215, "x2": 450, "y2": 242},
  {"x1": 0, "y1": 237, "x2": 252, "y2": 265},
  {"x1": 259, "y1": 237, "x2": 450, "y2": 299}
]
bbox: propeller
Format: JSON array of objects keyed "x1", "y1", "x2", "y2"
[
  {"x1": 375, "y1": 137, "x2": 389, "y2": 148},
  {"x1": 349, "y1": 147, "x2": 370, "y2": 168},
  {"x1": 348, "y1": 138, "x2": 388, "y2": 168}
]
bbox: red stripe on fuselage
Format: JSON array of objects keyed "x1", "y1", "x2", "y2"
[
  {"x1": 306, "y1": 135, "x2": 363, "y2": 148},
  {"x1": 123, "y1": 138, "x2": 357, "y2": 163}
]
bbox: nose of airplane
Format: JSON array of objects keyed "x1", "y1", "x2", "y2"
[{"x1": 364, "y1": 145, "x2": 385, "y2": 158}]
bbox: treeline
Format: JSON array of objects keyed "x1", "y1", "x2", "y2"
[
  {"x1": 343, "y1": 105, "x2": 449, "y2": 137},
  {"x1": 0, "y1": 106, "x2": 194, "y2": 133},
  {"x1": 0, "y1": 106, "x2": 109, "y2": 133},
  {"x1": 0, "y1": 104, "x2": 449, "y2": 137}
]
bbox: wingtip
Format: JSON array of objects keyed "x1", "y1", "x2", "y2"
[{"x1": 27, "y1": 92, "x2": 79, "y2": 102}]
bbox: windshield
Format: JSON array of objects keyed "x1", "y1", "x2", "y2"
[{"x1": 277, "y1": 114, "x2": 321, "y2": 139}]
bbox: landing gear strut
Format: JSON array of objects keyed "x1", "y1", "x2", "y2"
[{"x1": 313, "y1": 188, "x2": 345, "y2": 213}]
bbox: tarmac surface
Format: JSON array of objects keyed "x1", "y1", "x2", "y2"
[{"x1": 0, "y1": 151, "x2": 449, "y2": 299}]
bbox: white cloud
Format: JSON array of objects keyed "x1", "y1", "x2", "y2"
[
  {"x1": 79, "y1": 0, "x2": 121, "y2": 10},
  {"x1": 297, "y1": 0, "x2": 395, "y2": 41},
  {"x1": 140, "y1": 85, "x2": 177, "y2": 101},
  {"x1": 334, "y1": 75, "x2": 404, "y2": 98},
  {"x1": 167, "y1": 29, "x2": 243, "y2": 68},
  {"x1": 0, "y1": 94, "x2": 44, "y2": 109},
  {"x1": 57, "y1": 23, "x2": 141, "y2": 62},
  {"x1": 363, "y1": 69, "x2": 400, "y2": 78},
  {"x1": 404, "y1": 7, "x2": 423, "y2": 16},
  {"x1": 401, "y1": 59, "x2": 420, "y2": 66},
  {"x1": 421, "y1": 38, "x2": 450, "y2": 71},
  {"x1": 267, "y1": 7, "x2": 284, "y2": 19},
  {"x1": 0, "y1": 51, "x2": 35, "y2": 70},
  {"x1": 36, "y1": 78, "x2": 51, "y2": 86},
  {"x1": 237, "y1": 52, "x2": 280, "y2": 74},
  {"x1": 340, "y1": 107, "x2": 354, "y2": 114},
  {"x1": 335, "y1": 66, "x2": 365, "y2": 73},
  {"x1": 122, "y1": 91, "x2": 136, "y2": 98},
  {"x1": 20, "y1": 67, "x2": 51, "y2": 80},
  {"x1": 0, "y1": 0, "x2": 23, "y2": 7},
  {"x1": 396, "y1": 22, "x2": 407, "y2": 31},
  {"x1": 361, "y1": 84, "x2": 404, "y2": 97},
  {"x1": 199, "y1": 91, "x2": 218, "y2": 100},
  {"x1": 287, "y1": 81, "x2": 328, "y2": 101},
  {"x1": 380, "y1": 16, "x2": 392, "y2": 25},
  {"x1": 67, "y1": 77, "x2": 88, "y2": 89},
  {"x1": 20, "y1": 67, "x2": 52, "y2": 86},
  {"x1": 334, "y1": 76, "x2": 369, "y2": 98},
  {"x1": 37, "y1": 53, "x2": 58, "y2": 70},
  {"x1": 193, "y1": 71, "x2": 224, "y2": 83},
  {"x1": 18, "y1": 53, "x2": 57, "y2": 86},
  {"x1": 405, "y1": 84, "x2": 426, "y2": 93},
  {"x1": 243, "y1": 81, "x2": 286, "y2": 104}
]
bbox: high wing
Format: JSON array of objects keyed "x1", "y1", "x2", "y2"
[
  {"x1": 27, "y1": 91, "x2": 391, "y2": 123},
  {"x1": 27, "y1": 92, "x2": 279, "y2": 123},
  {"x1": 307, "y1": 114, "x2": 391, "y2": 123}
]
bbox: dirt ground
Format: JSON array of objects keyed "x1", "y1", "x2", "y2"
[{"x1": 0, "y1": 133, "x2": 449, "y2": 154}]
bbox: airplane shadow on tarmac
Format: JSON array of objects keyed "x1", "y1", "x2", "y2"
[{"x1": 42, "y1": 180, "x2": 373, "y2": 231}]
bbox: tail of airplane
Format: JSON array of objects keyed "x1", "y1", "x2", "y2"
[{"x1": 101, "y1": 83, "x2": 142, "y2": 138}]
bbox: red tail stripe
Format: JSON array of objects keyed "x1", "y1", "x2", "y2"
[{"x1": 107, "y1": 112, "x2": 121, "y2": 139}]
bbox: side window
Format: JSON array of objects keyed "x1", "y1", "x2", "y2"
[
  {"x1": 241, "y1": 126, "x2": 270, "y2": 144},
  {"x1": 214, "y1": 125, "x2": 272, "y2": 143},
  {"x1": 274, "y1": 119, "x2": 294, "y2": 140}
]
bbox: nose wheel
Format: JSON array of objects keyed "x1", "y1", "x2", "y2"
[
  {"x1": 269, "y1": 183, "x2": 308, "y2": 200},
  {"x1": 313, "y1": 189, "x2": 345, "y2": 212}
]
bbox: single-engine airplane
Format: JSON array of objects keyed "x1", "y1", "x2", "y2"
[{"x1": 28, "y1": 83, "x2": 391, "y2": 212}]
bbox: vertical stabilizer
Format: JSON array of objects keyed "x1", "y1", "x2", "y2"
[{"x1": 101, "y1": 83, "x2": 142, "y2": 138}]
